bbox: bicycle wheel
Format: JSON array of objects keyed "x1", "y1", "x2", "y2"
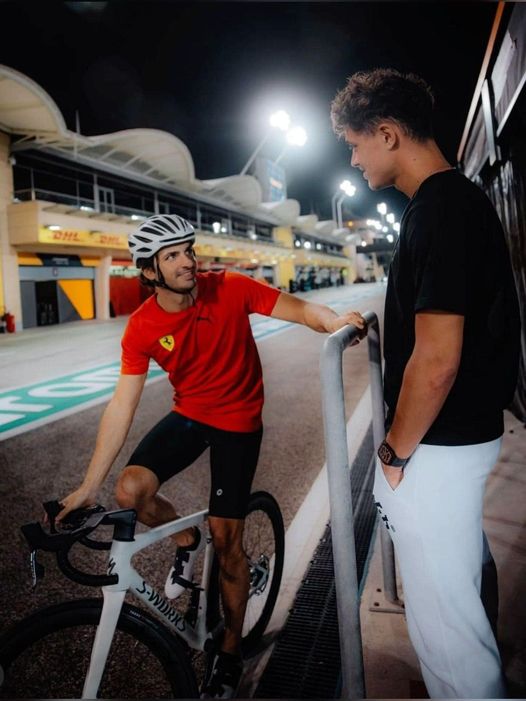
[
  {"x1": 0, "y1": 598, "x2": 198, "y2": 699},
  {"x1": 207, "y1": 491, "x2": 285, "y2": 656}
]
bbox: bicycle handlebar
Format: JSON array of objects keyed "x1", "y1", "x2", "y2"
[{"x1": 21, "y1": 501, "x2": 138, "y2": 588}]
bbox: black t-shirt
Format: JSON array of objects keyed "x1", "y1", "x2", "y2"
[{"x1": 384, "y1": 169, "x2": 520, "y2": 445}]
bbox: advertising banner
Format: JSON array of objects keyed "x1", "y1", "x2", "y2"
[{"x1": 39, "y1": 227, "x2": 128, "y2": 250}]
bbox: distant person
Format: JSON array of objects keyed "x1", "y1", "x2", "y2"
[
  {"x1": 302, "y1": 269, "x2": 308, "y2": 290},
  {"x1": 55, "y1": 214, "x2": 366, "y2": 699},
  {"x1": 331, "y1": 68, "x2": 520, "y2": 699}
]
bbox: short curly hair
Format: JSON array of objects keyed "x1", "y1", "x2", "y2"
[{"x1": 331, "y1": 68, "x2": 435, "y2": 142}]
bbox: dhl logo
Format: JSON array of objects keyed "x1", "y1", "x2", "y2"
[
  {"x1": 39, "y1": 227, "x2": 128, "y2": 249},
  {"x1": 99, "y1": 234, "x2": 123, "y2": 245},
  {"x1": 51, "y1": 230, "x2": 82, "y2": 242}
]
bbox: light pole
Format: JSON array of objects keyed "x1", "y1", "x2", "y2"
[
  {"x1": 331, "y1": 192, "x2": 341, "y2": 224},
  {"x1": 334, "y1": 180, "x2": 356, "y2": 228},
  {"x1": 274, "y1": 125, "x2": 308, "y2": 165},
  {"x1": 240, "y1": 110, "x2": 291, "y2": 176}
]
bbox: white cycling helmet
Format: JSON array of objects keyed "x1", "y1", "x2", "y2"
[{"x1": 128, "y1": 214, "x2": 195, "y2": 266}]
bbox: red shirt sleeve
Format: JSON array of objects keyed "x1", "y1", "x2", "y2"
[
  {"x1": 225, "y1": 272, "x2": 281, "y2": 315},
  {"x1": 121, "y1": 317, "x2": 150, "y2": 375}
]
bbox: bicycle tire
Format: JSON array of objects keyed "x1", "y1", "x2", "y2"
[
  {"x1": 207, "y1": 490, "x2": 285, "y2": 656},
  {"x1": 0, "y1": 598, "x2": 199, "y2": 699}
]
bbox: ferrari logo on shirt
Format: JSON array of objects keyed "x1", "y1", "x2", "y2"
[{"x1": 159, "y1": 335, "x2": 175, "y2": 351}]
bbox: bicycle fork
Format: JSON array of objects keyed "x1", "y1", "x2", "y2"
[{"x1": 82, "y1": 589, "x2": 126, "y2": 698}]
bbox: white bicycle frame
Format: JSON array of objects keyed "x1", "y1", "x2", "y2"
[{"x1": 82, "y1": 509, "x2": 212, "y2": 699}]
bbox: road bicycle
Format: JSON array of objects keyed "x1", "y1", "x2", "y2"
[{"x1": 0, "y1": 491, "x2": 284, "y2": 698}]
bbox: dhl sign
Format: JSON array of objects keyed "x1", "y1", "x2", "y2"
[{"x1": 39, "y1": 227, "x2": 128, "y2": 249}]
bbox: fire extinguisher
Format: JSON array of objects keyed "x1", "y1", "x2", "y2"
[{"x1": 4, "y1": 312, "x2": 15, "y2": 333}]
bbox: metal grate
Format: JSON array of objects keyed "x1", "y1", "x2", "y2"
[{"x1": 254, "y1": 424, "x2": 377, "y2": 698}]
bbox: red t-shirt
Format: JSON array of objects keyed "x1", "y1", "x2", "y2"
[{"x1": 121, "y1": 271, "x2": 281, "y2": 432}]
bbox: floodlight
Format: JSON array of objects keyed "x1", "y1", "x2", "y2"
[
  {"x1": 269, "y1": 110, "x2": 291, "y2": 131},
  {"x1": 286, "y1": 126, "x2": 308, "y2": 147},
  {"x1": 340, "y1": 179, "x2": 356, "y2": 197}
]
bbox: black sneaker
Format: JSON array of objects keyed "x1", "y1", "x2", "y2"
[
  {"x1": 164, "y1": 527, "x2": 202, "y2": 599},
  {"x1": 200, "y1": 651, "x2": 243, "y2": 699}
]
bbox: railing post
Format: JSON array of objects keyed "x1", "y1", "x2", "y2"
[
  {"x1": 320, "y1": 311, "x2": 399, "y2": 699},
  {"x1": 367, "y1": 321, "x2": 399, "y2": 605},
  {"x1": 321, "y1": 321, "x2": 368, "y2": 699},
  {"x1": 93, "y1": 173, "x2": 100, "y2": 212}
]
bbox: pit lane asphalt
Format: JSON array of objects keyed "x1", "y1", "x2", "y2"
[{"x1": 0, "y1": 283, "x2": 386, "y2": 694}]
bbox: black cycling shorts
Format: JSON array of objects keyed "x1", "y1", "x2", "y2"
[{"x1": 126, "y1": 411, "x2": 262, "y2": 519}]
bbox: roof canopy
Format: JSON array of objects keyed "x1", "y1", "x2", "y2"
[
  {"x1": 294, "y1": 214, "x2": 347, "y2": 244},
  {"x1": 200, "y1": 175, "x2": 263, "y2": 210},
  {"x1": 0, "y1": 64, "x2": 316, "y2": 228},
  {"x1": 259, "y1": 199, "x2": 301, "y2": 224},
  {"x1": 315, "y1": 220, "x2": 337, "y2": 237},
  {"x1": 45, "y1": 129, "x2": 196, "y2": 188},
  {"x1": 0, "y1": 64, "x2": 67, "y2": 136},
  {"x1": 296, "y1": 214, "x2": 319, "y2": 231}
]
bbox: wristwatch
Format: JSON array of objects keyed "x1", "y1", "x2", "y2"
[{"x1": 377, "y1": 439, "x2": 410, "y2": 469}]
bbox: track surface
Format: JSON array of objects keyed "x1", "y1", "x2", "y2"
[{"x1": 0, "y1": 283, "x2": 386, "y2": 695}]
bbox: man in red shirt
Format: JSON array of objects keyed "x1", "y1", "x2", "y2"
[{"x1": 57, "y1": 214, "x2": 365, "y2": 698}]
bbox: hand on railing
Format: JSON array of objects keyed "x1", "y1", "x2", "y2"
[{"x1": 326, "y1": 311, "x2": 367, "y2": 338}]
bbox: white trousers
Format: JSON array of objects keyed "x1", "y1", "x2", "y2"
[{"x1": 373, "y1": 438, "x2": 507, "y2": 699}]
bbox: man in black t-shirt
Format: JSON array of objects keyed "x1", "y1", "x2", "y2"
[{"x1": 331, "y1": 69, "x2": 520, "y2": 699}]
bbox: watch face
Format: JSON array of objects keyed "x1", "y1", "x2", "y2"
[{"x1": 378, "y1": 442, "x2": 393, "y2": 464}]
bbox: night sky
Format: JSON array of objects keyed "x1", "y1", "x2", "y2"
[{"x1": 0, "y1": 1, "x2": 497, "y2": 225}]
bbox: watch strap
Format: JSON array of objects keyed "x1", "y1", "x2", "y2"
[{"x1": 377, "y1": 439, "x2": 410, "y2": 469}]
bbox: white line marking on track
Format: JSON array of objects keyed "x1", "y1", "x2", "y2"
[{"x1": 0, "y1": 374, "x2": 165, "y2": 442}]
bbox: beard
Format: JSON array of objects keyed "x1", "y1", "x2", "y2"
[{"x1": 163, "y1": 270, "x2": 196, "y2": 294}]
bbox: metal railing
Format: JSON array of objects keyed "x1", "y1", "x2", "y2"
[
  {"x1": 12, "y1": 187, "x2": 282, "y2": 246},
  {"x1": 320, "y1": 310, "x2": 398, "y2": 699}
]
